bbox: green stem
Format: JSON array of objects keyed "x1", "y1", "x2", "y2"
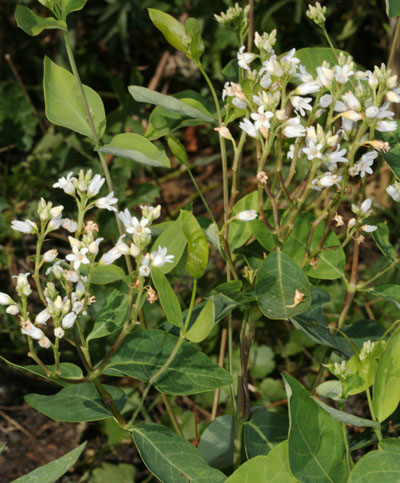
[
  {"x1": 92, "y1": 376, "x2": 127, "y2": 427},
  {"x1": 161, "y1": 393, "x2": 184, "y2": 437},
  {"x1": 365, "y1": 384, "x2": 382, "y2": 441},
  {"x1": 33, "y1": 233, "x2": 46, "y2": 305},
  {"x1": 27, "y1": 338, "x2": 52, "y2": 376}
]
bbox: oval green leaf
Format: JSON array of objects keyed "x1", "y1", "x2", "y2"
[
  {"x1": 151, "y1": 220, "x2": 187, "y2": 274},
  {"x1": 15, "y1": 5, "x2": 67, "y2": 36},
  {"x1": 148, "y1": 9, "x2": 190, "y2": 54},
  {"x1": 198, "y1": 416, "x2": 234, "y2": 470},
  {"x1": 133, "y1": 423, "x2": 225, "y2": 483},
  {"x1": 97, "y1": 133, "x2": 170, "y2": 168},
  {"x1": 179, "y1": 210, "x2": 209, "y2": 279},
  {"x1": 43, "y1": 56, "x2": 106, "y2": 140},
  {"x1": 60, "y1": 0, "x2": 87, "y2": 18},
  {"x1": 151, "y1": 267, "x2": 183, "y2": 328},
  {"x1": 91, "y1": 264, "x2": 126, "y2": 285},
  {"x1": 185, "y1": 299, "x2": 215, "y2": 342},
  {"x1": 256, "y1": 250, "x2": 311, "y2": 319}
]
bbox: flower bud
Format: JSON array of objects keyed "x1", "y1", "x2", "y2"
[
  {"x1": 6, "y1": 305, "x2": 19, "y2": 315},
  {"x1": 35, "y1": 308, "x2": 51, "y2": 325},
  {"x1": 54, "y1": 327, "x2": 65, "y2": 339},
  {"x1": 54, "y1": 295, "x2": 63, "y2": 312},
  {"x1": 62, "y1": 312, "x2": 77, "y2": 329},
  {"x1": 38, "y1": 337, "x2": 52, "y2": 349},
  {"x1": 0, "y1": 292, "x2": 13, "y2": 305},
  {"x1": 43, "y1": 249, "x2": 58, "y2": 263}
]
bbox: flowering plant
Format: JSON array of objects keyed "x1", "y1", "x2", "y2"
[{"x1": 4, "y1": 0, "x2": 400, "y2": 480}]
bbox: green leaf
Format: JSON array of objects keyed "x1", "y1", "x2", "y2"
[
  {"x1": 151, "y1": 267, "x2": 183, "y2": 328},
  {"x1": 283, "y1": 374, "x2": 349, "y2": 483},
  {"x1": 250, "y1": 218, "x2": 276, "y2": 252},
  {"x1": 372, "y1": 222, "x2": 397, "y2": 262},
  {"x1": 295, "y1": 47, "x2": 342, "y2": 76},
  {"x1": 256, "y1": 250, "x2": 311, "y2": 319},
  {"x1": 370, "y1": 284, "x2": 400, "y2": 308},
  {"x1": 185, "y1": 17, "x2": 204, "y2": 62},
  {"x1": 0, "y1": 356, "x2": 83, "y2": 386},
  {"x1": 283, "y1": 213, "x2": 345, "y2": 280},
  {"x1": 185, "y1": 299, "x2": 215, "y2": 343},
  {"x1": 378, "y1": 120, "x2": 400, "y2": 178},
  {"x1": 128, "y1": 86, "x2": 215, "y2": 123},
  {"x1": 386, "y1": 0, "x2": 400, "y2": 18},
  {"x1": 228, "y1": 192, "x2": 258, "y2": 252},
  {"x1": 167, "y1": 135, "x2": 188, "y2": 164},
  {"x1": 179, "y1": 210, "x2": 208, "y2": 279},
  {"x1": 12, "y1": 441, "x2": 86, "y2": 483},
  {"x1": 151, "y1": 220, "x2": 187, "y2": 274},
  {"x1": 15, "y1": 6, "x2": 67, "y2": 36},
  {"x1": 348, "y1": 439, "x2": 400, "y2": 481},
  {"x1": 43, "y1": 56, "x2": 106, "y2": 140},
  {"x1": 148, "y1": 8, "x2": 190, "y2": 54},
  {"x1": 372, "y1": 329, "x2": 400, "y2": 422},
  {"x1": 314, "y1": 398, "x2": 381, "y2": 428},
  {"x1": 25, "y1": 383, "x2": 126, "y2": 422},
  {"x1": 90, "y1": 463, "x2": 136, "y2": 483},
  {"x1": 91, "y1": 264, "x2": 126, "y2": 285},
  {"x1": 103, "y1": 329, "x2": 232, "y2": 395},
  {"x1": 60, "y1": 0, "x2": 87, "y2": 18},
  {"x1": 249, "y1": 345, "x2": 276, "y2": 379},
  {"x1": 243, "y1": 408, "x2": 289, "y2": 459},
  {"x1": 87, "y1": 283, "x2": 130, "y2": 342},
  {"x1": 226, "y1": 441, "x2": 296, "y2": 482},
  {"x1": 198, "y1": 416, "x2": 234, "y2": 470},
  {"x1": 97, "y1": 133, "x2": 170, "y2": 168}
]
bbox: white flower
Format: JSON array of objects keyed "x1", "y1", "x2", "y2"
[
  {"x1": 343, "y1": 110, "x2": 363, "y2": 121},
  {"x1": 6, "y1": 305, "x2": 19, "y2": 315},
  {"x1": 46, "y1": 261, "x2": 64, "y2": 279},
  {"x1": 360, "y1": 198, "x2": 372, "y2": 214},
  {"x1": 11, "y1": 219, "x2": 37, "y2": 234},
  {"x1": 20, "y1": 319, "x2": 45, "y2": 340},
  {"x1": 280, "y1": 48, "x2": 300, "y2": 74},
  {"x1": 365, "y1": 106, "x2": 379, "y2": 118},
  {"x1": 100, "y1": 247, "x2": 122, "y2": 266},
  {"x1": 54, "y1": 327, "x2": 65, "y2": 339},
  {"x1": 376, "y1": 120, "x2": 397, "y2": 132},
  {"x1": 62, "y1": 312, "x2": 77, "y2": 329},
  {"x1": 377, "y1": 102, "x2": 395, "y2": 119},
  {"x1": 232, "y1": 97, "x2": 247, "y2": 109},
  {"x1": 291, "y1": 96, "x2": 313, "y2": 116},
  {"x1": 239, "y1": 118, "x2": 259, "y2": 138},
  {"x1": 342, "y1": 91, "x2": 361, "y2": 111},
  {"x1": 263, "y1": 55, "x2": 283, "y2": 77},
  {"x1": 303, "y1": 140, "x2": 324, "y2": 161},
  {"x1": 237, "y1": 46, "x2": 255, "y2": 70},
  {"x1": 38, "y1": 337, "x2": 51, "y2": 349},
  {"x1": 64, "y1": 270, "x2": 79, "y2": 283},
  {"x1": 130, "y1": 243, "x2": 141, "y2": 257},
  {"x1": 214, "y1": 125, "x2": 233, "y2": 140},
  {"x1": 139, "y1": 254, "x2": 151, "y2": 277},
  {"x1": 312, "y1": 173, "x2": 342, "y2": 191},
  {"x1": 14, "y1": 272, "x2": 32, "y2": 297},
  {"x1": 386, "y1": 182, "x2": 400, "y2": 202},
  {"x1": 88, "y1": 237, "x2": 103, "y2": 255},
  {"x1": 295, "y1": 82, "x2": 320, "y2": 95},
  {"x1": 294, "y1": 65, "x2": 314, "y2": 83},
  {"x1": 53, "y1": 172, "x2": 75, "y2": 195},
  {"x1": 251, "y1": 106, "x2": 274, "y2": 130},
  {"x1": 282, "y1": 117, "x2": 306, "y2": 138},
  {"x1": 118, "y1": 209, "x2": 151, "y2": 235},
  {"x1": 66, "y1": 245, "x2": 90, "y2": 270},
  {"x1": 319, "y1": 94, "x2": 333, "y2": 108},
  {"x1": 325, "y1": 146, "x2": 348, "y2": 165},
  {"x1": 334, "y1": 64, "x2": 354, "y2": 84},
  {"x1": 316, "y1": 65, "x2": 334, "y2": 88},
  {"x1": 362, "y1": 224, "x2": 377, "y2": 233},
  {"x1": 141, "y1": 205, "x2": 161, "y2": 222},
  {"x1": 260, "y1": 73, "x2": 271, "y2": 89},
  {"x1": 43, "y1": 249, "x2": 58, "y2": 263},
  {"x1": 62, "y1": 219, "x2": 78, "y2": 233},
  {"x1": 150, "y1": 246, "x2": 175, "y2": 268},
  {"x1": 236, "y1": 210, "x2": 258, "y2": 221},
  {"x1": 35, "y1": 308, "x2": 51, "y2": 325},
  {"x1": 95, "y1": 191, "x2": 118, "y2": 212},
  {"x1": 0, "y1": 292, "x2": 13, "y2": 305},
  {"x1": 387, "y1": 90, "x2": 400, "y2": 103},
  {"x1": 355, "y1": 151, "x2": 378, "y2": 178},
  {"x1": 48, "y1": 213, "x2": 64, "y2": 231},
  {"x1": 87, "y1": 174, "x2": 105, "y2": 197}
]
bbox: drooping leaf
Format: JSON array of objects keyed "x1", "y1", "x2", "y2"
[
  {"x1": 151, "y1": 267, "x2": 183, "y2": 328},
  {"x1": 132, "y1": 423, "x2": 226, "y2": 482},
  {"x1": 25, "y1": 383, "x2": 126, "y2": 422},
  {"x1": 148, "y1": 9, "x2": 190, "y2": 54},
  {"x1": 15, "y1": 6, "x2": 67, "y2": 36},
  {"x1": 151, "y1": 220, "x2": 187, "y2": 274},
  {"x1": 283, "y1": 212, "x2": 345, "y2": 280},
  {"x1": 348, "y1": 439, "x2": 400, "y2": 482},
  {"x1": 179, "y1": 210, "x2": 208, "y2": 279},
  {"x1": 372, "y1": 329, "x2": 400, "y2": 422},
  {"x1": 97, "y1": 133, "x2": 171, "y2": 168},
  {"x1": 198, "y1": 415, "x2": 234, "y2": 470},
  {"x1": 256, "y1": 249, "x2": 311, "y2": 319},
  {"x1": 185, "y1": 299, "x2": 215, "y2": 342},
  {"x1": 243, "y1": 408, "x2": 289, "y2": 459},
  {"x1": 226, "y1": 441, "x2": 296, "y2": 482},
  {"x1": 12, "y1": 442, "x2": 86, "y2": 483},
  {"x1": 43, "y1": 57, "x2": 106, "y2": 140},
  {"x1": 87, "y1": 283, "x2": 130, "y2": 342},
  {"x1": 90, "y1": 264, "x2": 126, "y2": 285},
  {"x1": 128, "y1": 86, "x2": 215, "y2": 123},
  {"x1": 283, "y1": 373, "x2": 349, "y2": 483},
  {"x1": 103, "y1": 330, "x2": 232, "y2": 395}
]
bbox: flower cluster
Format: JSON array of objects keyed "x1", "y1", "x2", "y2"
[{"x1": 5, "y1": 170, "x2": 173, "y2": 350}]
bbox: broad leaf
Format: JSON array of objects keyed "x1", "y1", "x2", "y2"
[
  {"x1": 256, "y1": 250, "x2": 311, "y2": 319},
  {"x1": 91, "y1": 264, "x2": 126, "y2": 285},
  {"x1": 151, "y1": 220, "x2": 187, "y2": 273},
  {"x1": 185, "y1": 299, "x2": 215, "y2": 342},
  {"x1": 103, "y1": 330, "x2": 232, "y2": 395},
  {"x1": 283, "y1": 213, "x2": 345, "y2": 280},
  {"x1": 25, "y1": 383, "x2": 126, "y2": 422},
  {"x1": 372, "y1": 329, "x2": 400, "y2": 422},
  {"x1": 243, "y1": 408, "x2": 289, "y2": 459},
  {"x1": 179, "y1": 210, "x2": 208, "y2": 279},
  {"x1": 386, "y1": 1, "x2": 400, "y2": 18},
  {"x1": 378, "y1": 119, "x2": 400, "y2": 178},
  {"x1": 151, "y1": 267, "x2": 183, "y2": 328},
  {"x1": 43, "y1": 56, "x2": 106, "y2": 140},
  {"x1": 185, "y1": 17, "x2": 204, "y2": 62},
  {"x1": 348, "y1": 439, "x2": 400, "y2": 481},
  {"x1": 15, "y1": 6, "x2": 67, "y2": 36},
  {"x1": 87, "y1": 283, "x2": 130, "y2": 342},
  {"x1": 370, "y1": 284, "x2": 400, "y2": 308},
  {"x1": 12, "y1": 442, "x2": 86, "y2": 483},
  {"x1": 128, "y1": 86, "x2": 215, "y2": 123},
  {"x1": 198, "y1": 415, "x2": 234, "y2": 470},
  {"x1": 314, "y1": 398, "x2": 380, "y2": 428},
  {"x1": 295, "y1": 47, "x2": 341, "y2": 76},
  {"x1": 97, "y1": 133, "x2": 170, "y2": 168},
  {"x1": 60, "y1": 0, "x2": 87, "y2": 18},
  {"x1": 148, "y1": 9, "x2": 190, "y2": 54},
  {"x1": 228, "y1": 192, "x2": 258, "y2": 252},
  {"x1": 372, "y1": 222, "x2": 398, "y2": 262},
  {"x1": 226, "y1": 441, "x2": 296, "y2": 482},
  {"x1": 283, "y1": 373, "x2": 349, "y2": 483}
]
